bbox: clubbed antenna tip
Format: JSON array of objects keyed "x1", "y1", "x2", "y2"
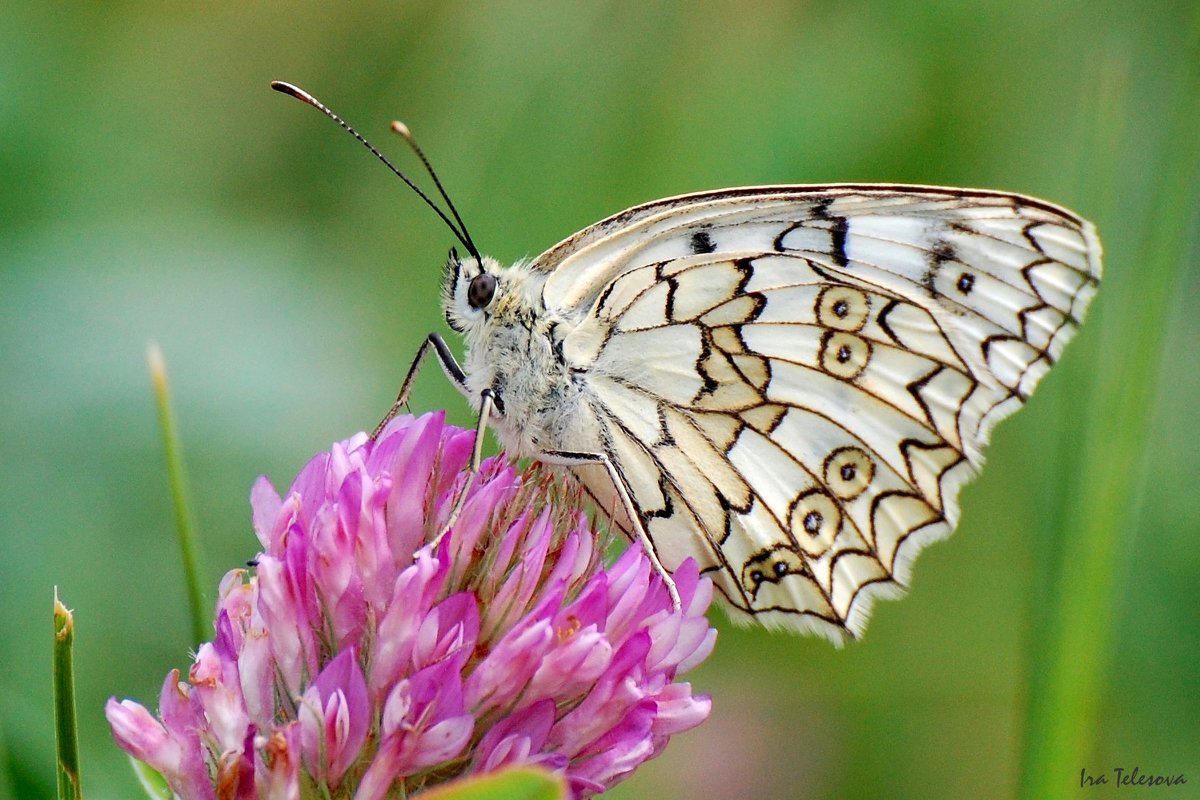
[{"x1": 270, "y1": 80, "x2": 480, "y2": 262}]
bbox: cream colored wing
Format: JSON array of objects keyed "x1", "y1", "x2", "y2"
[{"x1": 540, "y1": 186, "x2": 1100, "y2": 642}]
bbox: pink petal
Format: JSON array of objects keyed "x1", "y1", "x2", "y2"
[
  {"x1": 250, "y1": 475, "x2": 283, "y2": 550},
  {"x1": 299, "y1": 649, "x2": 369, "y2": 787}
]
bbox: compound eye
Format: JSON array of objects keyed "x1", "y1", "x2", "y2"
[{"x1": 467, "y1": 272, "x2": 496, "y2": 309}]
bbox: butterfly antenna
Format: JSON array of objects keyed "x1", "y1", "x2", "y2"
[
  {"x1": 390, "y1": 120, "x2": 481, "y2": 264},
  {"x1": 270, "y1": 81, "x2": 474, "y2": 254}
]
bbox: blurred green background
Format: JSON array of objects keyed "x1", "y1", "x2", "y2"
[{"x1": 1, "y1": 2, "x2": 1196, "y2": 798}]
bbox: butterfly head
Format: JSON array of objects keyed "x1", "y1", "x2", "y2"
[{"x1": 441, "y1": 248, "x2": 509, "y2": 335}]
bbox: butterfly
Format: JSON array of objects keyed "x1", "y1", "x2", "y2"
[{"x1": 274, "y1": 83, "x2": 1102, "y2": 642}]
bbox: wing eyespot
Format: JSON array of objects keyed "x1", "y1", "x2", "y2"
[
  {"x1": 823, "y1": 446, "x2": 875, "y2": 500},
  {"x1": 816, "y1": 286, "x2": 870, "y2": 331},
  {"x1": 819, "y1": 331, "x2": 871, "y2": 379}
]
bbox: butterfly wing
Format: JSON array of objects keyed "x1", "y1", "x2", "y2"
[{"x1": 530, "y1": 185, "x2": 1101, "y2": 641}]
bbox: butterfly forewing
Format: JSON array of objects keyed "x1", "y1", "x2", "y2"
[{"x1": 533, "y1": 185, "x2": 1100, "y2": 641}]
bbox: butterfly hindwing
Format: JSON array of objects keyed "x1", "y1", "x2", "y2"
[{"x1": 542, "y1": 186, "x2": 1100, "y2": 641}]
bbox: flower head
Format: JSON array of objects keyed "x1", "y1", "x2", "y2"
[{"x1": 108, "y1": 412, "x2": 715, "y2": 799}]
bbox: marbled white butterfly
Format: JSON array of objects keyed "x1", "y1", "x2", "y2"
[{"x1": 274, "y1": 82, "x2": 1101, "y2": 642}]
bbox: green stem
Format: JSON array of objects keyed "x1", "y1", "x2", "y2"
[
  {"x1": 147, "y1": 343, "x2": 208, "y2": 647},
  {"x1": 53, "y1": 591, "x2": 82, "y2": 800}
]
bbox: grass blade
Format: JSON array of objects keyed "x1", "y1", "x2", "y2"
[
  {"x1": 147, "y1": 343, "x2": 208, "y2": 647},
  {"x1": 53, "y1": 591, "x2": 82, "y2": 800},
  {"x1": 1019, "y1": 21, "x2": 1200, "y2": 797}
]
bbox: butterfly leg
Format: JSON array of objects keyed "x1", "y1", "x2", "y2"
[
  {"x1": 536, "y1": 448, "x2": 682, "y2": 611},
  {"x1": 372, "y1": 333, "x2": 470, "y2": 440},
  {"x1": 426, "y1": 388, "x2": 499, "y2": 551}
]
